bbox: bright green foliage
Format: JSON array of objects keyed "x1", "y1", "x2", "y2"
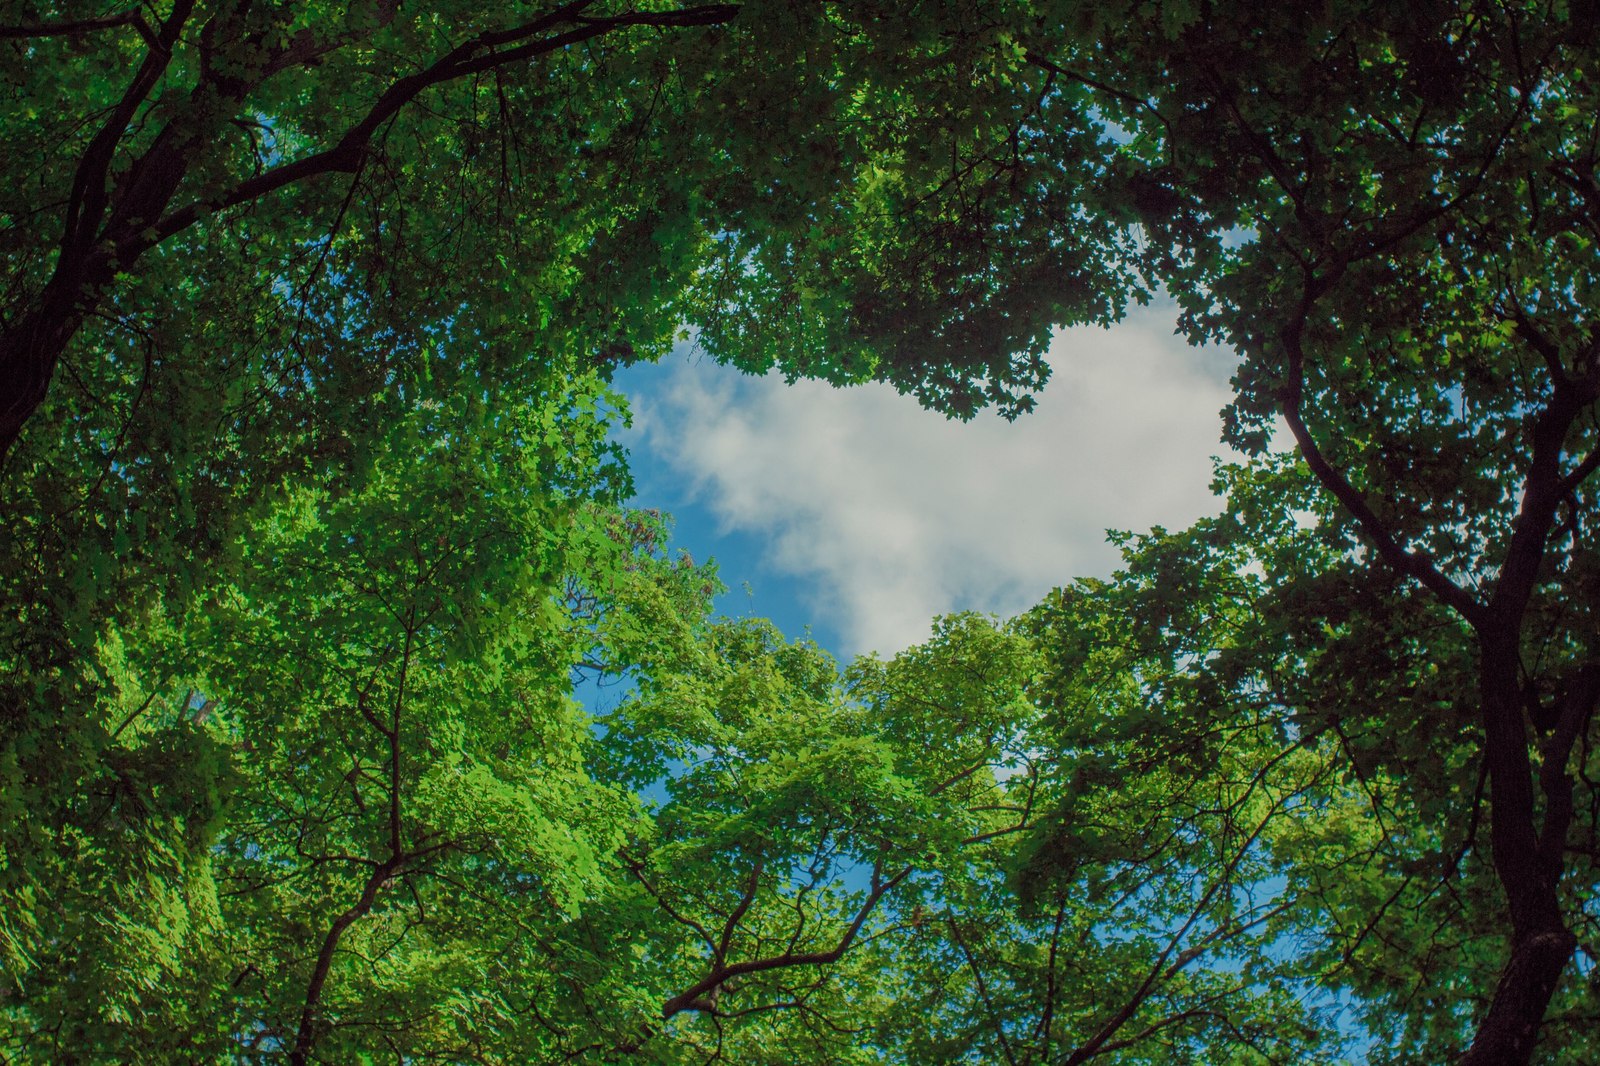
[
  {"x1": 583, "y1": 607, "x2": 1350, "y2": 1065},
  {"x1": 7, "y1": 1, "x2": 1600, "y2": 1062},
  {"x1": 2, "y1": 369, "x2": 626, "y2": 1058},
  {"x1": 589, "y1": 615, "x2": 1029, "y2": 1060},
  {"x1": 0, "y1": 3, "x2": 1122, "y2": 1058},
  {"x1": 867, "y1": 556, "x2": 1336, "y2": 1064},
  {"x1": 192, "y1": 390, "x2": 629, "y2": 1061},
  {"x1": 13, "y1": 434, "x2": 1398, "y2": 1063},
  {"x1": 0, "y1": 11, "x2": 1128, "y2": 1042}
]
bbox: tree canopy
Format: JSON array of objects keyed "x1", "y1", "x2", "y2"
[{"x1": 3, "y1": 0, "x2": 1600, "y2": 1063}]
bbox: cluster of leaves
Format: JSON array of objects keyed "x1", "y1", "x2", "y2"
[
  {"x1": 0, "y1": 361, "x2": 1394, "y2": 1062},
  {"x1": 7, "y1": 0, "x2": 1600, "y2": 1061},
  {"x1": 0, "y1": 3, "x2": 1117, "y2": 1057}
]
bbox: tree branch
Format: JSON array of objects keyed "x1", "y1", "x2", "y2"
[
  {"x1": 62, "y1": 0, "x2": 195, "y2": 263},
  {"x1": 289, "y1": 853, "x2": 405, "y2": 1066},
  {"x1": 0, "y1": 9, "x2": 153, "y2": 41},
  {"x1": 660, "y1": 865, "x2": 911, "y2": 1019},
  {"x1": 1276, "y1": 273, "x2": 1485, "y2": 623},
  {"x1": 946, "y1": 911, "x2": 1022, "y2": 1066},
  {"x1": 1488, "y1": 373, "x2": 1600, "y2": 624},
  {"x1": 139, "y1": 3, "x2": 739, "y2": 255},
  {"x1": 1537, "y1": 665, "x2": 1600, "y2": 872},
  {"x1": 714, "y1": 861, "x2": 764, "y2": 968}
]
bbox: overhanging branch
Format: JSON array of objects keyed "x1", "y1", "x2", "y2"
[
  {"x1": 1276, "y1": 274, "x2": 1485, "y2": 625},
  {"x1": 138, "y1": 3, "x2": 740, "y2": 255},
  {"x1": 0, "y1": 9, "x2": 154, "y2": 40}
]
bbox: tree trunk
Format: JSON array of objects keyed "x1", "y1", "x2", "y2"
[
  {"x1": 1461, "y1": 632, "x2": 1576, "y2": 1065},
  {"x1": 0, "y1": 279, "x2": 95, "y2": 464},
  {"x1": 1462, "y1": 927, "x2": 1577, "y2": 1065}
]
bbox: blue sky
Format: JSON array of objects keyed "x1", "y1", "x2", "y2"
[{"x1": 611, "y1": 302, "x2": 1242, "y2": 662}]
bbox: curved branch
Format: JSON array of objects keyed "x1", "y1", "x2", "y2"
[
  {"x1": 1536, "y1": 665, "x2": 1600, "y2": 871},
  {"x1": 62, "y1": 0, "x2": 194, "y2": 263},
  {"x1": 138, "y1": 3, "x2": 740, "y2": 255},
  {"x1": 661, "y1": 865, "x2": 912, "y2": 1019},
  {"x1": 1276, "y1": 273, "x2": 1485, "y2": 624},
  {"x1": 289, "y1": 854, "x2": 405, "y2": 1066}
]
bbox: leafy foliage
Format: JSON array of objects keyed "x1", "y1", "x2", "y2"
[{"x1": 6, "y1": 1, "x2": 1600, "y2": 1063}]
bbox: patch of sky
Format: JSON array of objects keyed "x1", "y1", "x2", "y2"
[
  {"x1": 610, "y1": 299, "x2": 1242, "y2": 660},
  {"x1": 610, "y1": 354, "x2": 853, "y2": 654}
]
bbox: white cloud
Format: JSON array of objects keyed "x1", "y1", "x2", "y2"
[{"x1": 624, "y1": 306, "x2": 1238, "y2": 657}]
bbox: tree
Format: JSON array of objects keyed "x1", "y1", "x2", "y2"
[
  {"x1": 1038, "y1": 463, "x2": 1592, "y2": 1062},
  {"x1": 0, "y1": 365, "x2": 636, "y2": 1059},
  {"x1": 0, "y1": 4, "x2": 1120, "y2": 981},
  {"x1": 0, "y1": 0, "x2": 1124, "y2": 456},
  {"x1": 1017, "y1": 5, "x2": 1600, "y2": 1059},
  {"x1": 863, "y1": 601, "x2": 1344, "y2": 1066},
  {"x1": 7, "y1": 1, "x2": 1600, "y2": 1061},
  {"x1": 11, "y1": 377, "x2": 1343, "y2": 1061},
  {"x1": 593, "y1": 607, "x2": 1341, "y2": 1065},
  {"x1": 0, "y1": 0, "x2": 732, "y2": 456},
  {"x1": 0, "y1": 7, "x2": 1118, "y2": 1048}
]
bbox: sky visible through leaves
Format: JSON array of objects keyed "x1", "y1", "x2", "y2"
[{"x1": 615, "y1": 302, "x2": 1242, "y2": 661}]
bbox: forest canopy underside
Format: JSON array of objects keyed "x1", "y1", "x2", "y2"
[{"x1": 2, "y1": 1, "x2": 1599, "y2": 1063}]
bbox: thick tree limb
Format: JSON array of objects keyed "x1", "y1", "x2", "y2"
[
  {"x1": 1536, "y1": 665, "x2": 1600, "y2": 872},
  {"x1": 62, "y1": 0, "x2": 194, "y2": 264},
  {"x1": 0, "y1": 9, "x2": 153, "y2": 41},
  {"x1": 0, "y1": 2, "x2": 739, "y2": 462},
  {"x1": 139, "y1": 3, "x2": 740, "y2": 255}
]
